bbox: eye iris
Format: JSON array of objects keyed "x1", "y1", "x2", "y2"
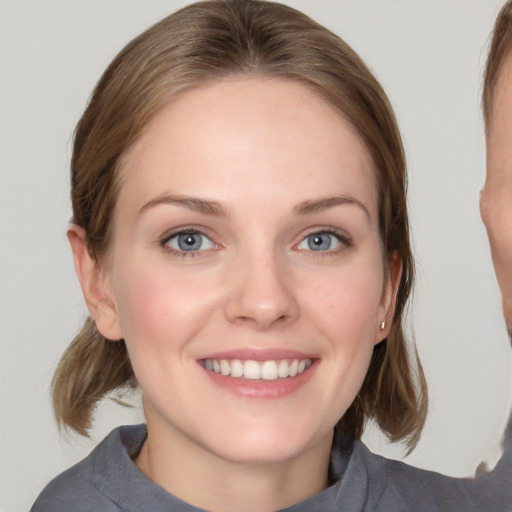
[
  {"x1": 308, "y1": 233, "x2": 331, "y2": 251},
  {"x1": 178, "y1": 233, "x2": 202, "y2": 251}
]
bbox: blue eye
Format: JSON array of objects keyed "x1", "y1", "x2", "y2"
[
  {"x1": 164, "y1": 231, "x2": 215, "y2": 253},
  {"x1": 297, "y1": 232, "x2": 344, "y2": 252}
]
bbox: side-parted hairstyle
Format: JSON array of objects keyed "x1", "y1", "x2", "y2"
[
  {"x1": 53, "y1": 0, "x2": 428, "y2": 449},
  {"x1": 483, "y1": 0, "x2": 512, "y2": 128}
]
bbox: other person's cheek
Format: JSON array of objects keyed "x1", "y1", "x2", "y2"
[{"x1": 480, "y1": 182, "x2": 512, "y2": 329}]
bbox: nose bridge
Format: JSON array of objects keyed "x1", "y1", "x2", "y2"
[{"x1": 224, "y1": 243, "x2": 299, "y2": 329}]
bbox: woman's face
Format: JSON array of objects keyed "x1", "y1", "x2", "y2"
[{"x1": 99, "y1": 78, "x2": 397, "y2": 464}]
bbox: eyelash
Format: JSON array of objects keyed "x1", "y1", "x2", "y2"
[
  {"x1": 159, "y1": 228, "x2": 217, "y2": 258},
  {"x1": 159, "y1": 226, "x2": 352, "y2": 258},
  {"x1": 296, "y1": 228, "x2": 353, "y2": 256}
]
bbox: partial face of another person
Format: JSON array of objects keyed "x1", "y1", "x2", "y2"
[
  {"x1": 482, "y1": 51, "x2": 512, "y2": 333},
  {"x1": 88, "y1": 78, "x2": 398, "y2": 465}
]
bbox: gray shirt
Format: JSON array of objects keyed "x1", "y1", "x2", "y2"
[{"x1": 30, "y1": 422, "x2": 512, "y2": 511}]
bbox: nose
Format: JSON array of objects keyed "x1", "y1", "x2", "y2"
[{"x1": 224, "y1": 250, "x2": 300, "y2": 330}]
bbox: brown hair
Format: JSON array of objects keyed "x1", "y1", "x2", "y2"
[
  {"x1": 483, "y1": 1, "x2": 512, "y2": 128},
  {"x1": 53, "y1": 0, "x2": 427, "y2": 448}
]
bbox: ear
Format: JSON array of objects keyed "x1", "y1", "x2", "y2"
[
  {"x1": 375, "y1": 251, "x2": 402, "y2": 344},
  {"x1": 67, "y1": 225, "x2": 123, "y2": 341}
]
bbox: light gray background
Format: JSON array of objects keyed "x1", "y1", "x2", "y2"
[{"x1": 1, "y1": 1, "x2": 511, "y2": 511}]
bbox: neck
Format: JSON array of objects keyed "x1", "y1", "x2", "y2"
[{"x1": 135, "y1": 420, "x2": 332, "y2": 512}]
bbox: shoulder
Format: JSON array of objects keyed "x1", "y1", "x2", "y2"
[
  {"x1": 30, "y1": 424, "x2": 147, "y2": 512},
  {"x1": 363, "y1": 447, "x2": 473, "y2": 510},
  {"x1": 30, "y1": 463, "x2": 119, "y2": 512},
  {"x1": 331, "y1": 440, "x2": 478, "y2": 512},
  {"x1": 342, "y1": 433, "x2": 512, "y2": 512}
]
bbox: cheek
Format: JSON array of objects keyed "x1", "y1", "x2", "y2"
[
  {"x1": 487, "y1": 206, "x2": 512, "y2": 263},
  {"x1": 481, "y1": 187, "x2": 512, "y2": 301},
  {"x1": 305, "y1": 259, "x2": 384, "y2": 387},
  {"x1": 298, "y1": 257, "x2": 384, "y2": 362},
  {"x1": 112, "y1": 259, "x2": 215, "y2": 355},
  {"x1": 304, "y1": 256, "x2": 385, "y2": 330}
]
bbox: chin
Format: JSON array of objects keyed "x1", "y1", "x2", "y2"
[{"x1": 203, "y1": 420, "x2": 329, "y2": 465}]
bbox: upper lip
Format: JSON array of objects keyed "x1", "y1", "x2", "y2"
[{"x1": 199, "y1": 347, "x2": 316, "y2": 361}]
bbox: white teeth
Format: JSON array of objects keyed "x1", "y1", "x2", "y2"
[
  {"x1": 278, "y1": 360, "x2": 289, "y2": 378},
  {"x1": 261, "y1": 361, "x2": 278, "y2": 380},
  {"x1": 202, "y1": 358, "x2": 313, "y2": 380},
  {"x1": 231, "y1": 359, "x2": 243, "y2": 377},
  {"x1": 243, "y1": 360, "x2": 261, "y2": 379},
  {"x1": 289, "y1": 360, "x2": 298, "y2": 377},
  {"x1": 220, "y1": 359, "x2": 230, "y2": 376}
]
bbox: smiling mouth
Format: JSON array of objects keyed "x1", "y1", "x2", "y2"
[{"x1": 201, "y1": 358, "x2": 313, "y2": 380}]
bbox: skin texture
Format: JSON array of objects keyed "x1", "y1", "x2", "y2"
[
  {"x1": 481, "y1": 52, "x2": 512, "y2": 335},
  {"x1": 68, "y1": 78, "x2": 401, "y2": 512}
]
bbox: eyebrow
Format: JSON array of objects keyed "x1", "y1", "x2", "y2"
[
  {"x1": 139, "y1": 194, "x2": 369, "y2": 218},
  {"x1": 293, "y1": 196, "x2": 370, "y2": 218},
  {"x1": 139, "y1": 195, "x2": 229, "y2": 216}
]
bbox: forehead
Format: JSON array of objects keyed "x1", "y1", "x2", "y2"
[{"x1": 118, "y1": 77, "x2": 377, "y2": 215}]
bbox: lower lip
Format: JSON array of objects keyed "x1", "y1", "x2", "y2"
[{"x1": 200, "y1": 361, "x2": 317, "y2": 399}]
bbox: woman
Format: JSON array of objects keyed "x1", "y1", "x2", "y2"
[{"x1": 30, "y1": 1, "x2": 510, "y2": 510}]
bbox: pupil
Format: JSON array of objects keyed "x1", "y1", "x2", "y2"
[
  {"x1": 308, "y1": 233, "x2": 331, "y2": 251},
  {"x1": 178, "y1": 233, "x2": 201, "y2": 251}
]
